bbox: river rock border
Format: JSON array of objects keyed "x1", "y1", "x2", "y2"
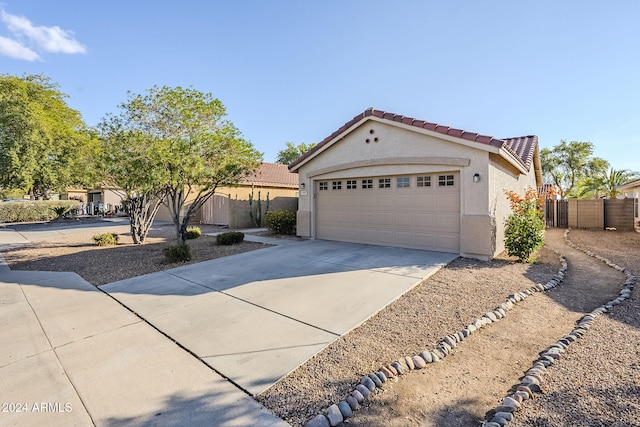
[
  {"x1": 483, "y1": 229, "x2": 637, "y2": 427},
  {"x1": 305, "y1": 250, "x2": 571, "y2": 427}
]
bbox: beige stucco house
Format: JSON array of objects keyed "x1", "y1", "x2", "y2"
[
  {"x1": 289, "y1": 108, "x2": 542, "y2": 260},
  {"x1": 61, "y1": 184, "x2": 124, "y2": 215},
  {"x1": 618, "y1": 178, "x2": 640, "y2": 224}
]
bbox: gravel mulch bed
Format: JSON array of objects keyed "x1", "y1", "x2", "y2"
[
  {"x1": 510, "y1": 229, "x2": 640, "y2": 427},
  {"x1": 2, "y1": 221, "x2": 270, "y2": 286}
]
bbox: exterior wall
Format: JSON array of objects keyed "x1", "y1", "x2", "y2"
[
  {"x1": 604, "y1": 198, "x2": 635, "y2": 231},
  {"x1": 568, "y1": 199, "x2": 604, "y2": 229},
  {"x1": 102, "y1": 189, "x2": 123, "y2": 208},
  {"x1": 155, "y1": 191, "x2": 200, "y2": 223},
  {"x1": 296, "y1": 120, "x2": 519, "y2": 259},
  {"x1": 198, "y1": 185, "x2": 299, "y2": 227},
  {"x1": 218, "y1": 185, "x2": 298, "y2": 202},
  {"x1": 61, "y1": 190, "x2": 88, "y2": 202},
  {"x1": 485, "y1": 154, "x2": 538, "y2": 258},
  {"x1": 228, "y1": 196, "x2": 298, "y2": 229}
]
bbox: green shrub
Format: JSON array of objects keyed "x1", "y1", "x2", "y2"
[
  {"x1": 216, "y1": 231, "x2": 244, "y2": 245},
  {"x1": 504, "y1": 189, "x2": 545, "y2": 262},
  {"x1": 185, "y1": 226, "x2": 202, "y2": 239},
  {"x1": 93, "y1": 232, "x2": 119, "y2": 246},
  {"x1": 264, "y1": 210, "x2": 296, "y2": 235},
  {"x1": 163, "y1": 243, "x2": 192, "y2": 262},
  {"x1": 0, "y1": 200, "x2": 79, "y2": 223},
  {"x1": 51, "y1": 205, "x2": 73, "y2": 220}
]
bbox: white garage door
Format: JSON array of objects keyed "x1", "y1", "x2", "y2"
[{"x1": 315, "y1": 173, "x2": 460, "y2": 253}]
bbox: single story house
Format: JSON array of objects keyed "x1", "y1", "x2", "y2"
[
  {"x1": 617, "y1": 178, "x2": 640, "y2": 223},
  {"x1": 289, "y1": 108, "x2": 542, "y2": 260},
  {"x1": 61, "y1": 184, "x2": 124, "y2": 215}
]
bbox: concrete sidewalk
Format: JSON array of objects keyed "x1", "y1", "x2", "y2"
[
  {"x1": 101, "y1": 240, "x2": 456, "y2": 395},
  {"x1": 0, "y1": 269, "x2": 289, "y2": 427}
]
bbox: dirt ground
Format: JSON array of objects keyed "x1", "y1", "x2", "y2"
[{"x1": 2, "y1": 221, "x2": 638, "y2": 426}]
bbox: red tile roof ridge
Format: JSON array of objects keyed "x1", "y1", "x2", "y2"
[{"x1": 289, "y1": 108, "x2": 537, "y2": 171}]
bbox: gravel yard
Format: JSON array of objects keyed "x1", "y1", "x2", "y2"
[
  {"x1": 2, "y1": 220, "x2": 269, "y2": 286},
  {"x1": 2, "y1": 220, "x2": 638, "y2": 427},
  {"x1": 509, "y1": 229, "x2": 640, "y2": 427}
]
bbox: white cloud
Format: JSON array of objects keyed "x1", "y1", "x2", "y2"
[
  {"x1": 0, "y1": 34, "x2": 40, "y2": 60},
  {"x1": 0, "y1": 9, "x2": 86, "y2": 60}
]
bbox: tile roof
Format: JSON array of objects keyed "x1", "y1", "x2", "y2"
[
  {"x1": 242, "y1": 162, "x2": 298, "y2": 188},
  {"x1": 289, "y1": 108, "x2": 538, "y2": 172}
]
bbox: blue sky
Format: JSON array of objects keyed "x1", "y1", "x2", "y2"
[{"x1": 1, "y1": 1, "x2": 639, "y2": 171}]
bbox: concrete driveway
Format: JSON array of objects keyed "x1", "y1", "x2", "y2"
[{"x1": 101, "y1": 240, "x2": 456, "y2": 396}]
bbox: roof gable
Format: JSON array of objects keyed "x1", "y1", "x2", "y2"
[{"x1": 289, "y1": 108, "x2": 538, "y2": 175}]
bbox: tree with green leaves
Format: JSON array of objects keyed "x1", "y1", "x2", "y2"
[
  {"x1": 578, "y1": 168, "x2": 639, "y2": 199},
  {"x1": 0, "y1": 74, "x2": 100, "y2": 199},
  {"x1": 275, "y1": 141, "x2": 316, "y2": 164},
  {"x1": 540, "y1": 140, "x2": 608, "y2": 199},
  {"x1": 105, "y1": 86, "x2": 262, "y2": 245},
  {"x1": 97, "y1": 122, "x2": 168, "y2": 244}
]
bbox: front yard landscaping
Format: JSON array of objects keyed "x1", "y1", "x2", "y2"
[{"x1": 1, "y1": 221, "x2": 638, "y2": 427}]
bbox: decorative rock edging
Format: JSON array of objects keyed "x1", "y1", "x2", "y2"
[
  {"x1": 484, "y1": 228, "x2": 637, "y2": 427},
  {"x1": 305, "y1": 251, "x2": 570, "y2": 427}
]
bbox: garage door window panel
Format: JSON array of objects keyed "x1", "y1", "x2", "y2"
[
  {"x1": 346, "y1": 180, "x2": 357, "y2": 189},
  {"x1": 396, "y1": 177, "x2": 410, "y2": 188},
  {"x1": 379, "y1": 178, "x2": 391, "y2": 188},
  {"x1": 332, "y1": 181, "x2": 342, "y2": 190},
  {"x1": 438, "y1": 175, "x2": 455, "y2": 187},
  {"x1": 417, "y1": 176, "x2": 432, "y2": 187},
  {"x1": 362, "y1": 179, "x2": 373, "y2": 189}
]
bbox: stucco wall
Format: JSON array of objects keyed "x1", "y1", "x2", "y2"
[
  {"x1": 295, "y1": 118, "x2": 537, "y2": 260},
  {"x1": 157, "y1": 185, "x2": 298, "y2": 224},
  {"x1": 297, "y1": 120, "x2": 489, "y2": 233},
  {"x1": 487, "y1": 154, "x2": 538, "y2": 257},
  {"x1": 228, "y1": 196, "x2": 298, "y2": 229}
]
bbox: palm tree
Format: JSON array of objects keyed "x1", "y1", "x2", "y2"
[{"x1": 579, "y1": 168, "x2": 639, "y2": 199}]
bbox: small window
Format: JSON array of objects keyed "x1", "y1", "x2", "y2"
[
  {"x1": 417, "y1": 176, "x2": 431, "y2": 187},
  {"x1": 362, "y1": 179, "x2": 373, "y2": 189},
  {"x1": 378, "y1": 178, "x2": 391, "y2": 188},
  {"x1": 319, "y1": 181, "x2": 328, "y2": 190},
  {"x1": 346, "y1": 180, "x2": 357, "y2": 189},
  {"x1": 438, "y1": 175, "x2": 455, "y2": 187},
  {"x1": 332, "y1": 181, "x2": 342, "y2": 190},
  {"x1": 396, "y1": 177, "x2": 410, "y2": 188}
]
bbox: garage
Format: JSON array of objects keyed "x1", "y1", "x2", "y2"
[
  {"x1": 315, "y1": 172, "x2": 460, "y2": 252},
  {"x1": 289, "y1": 108, "x2": 542, "y2": 260}
]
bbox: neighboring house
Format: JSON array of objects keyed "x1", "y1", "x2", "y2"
[
  {"x1": 156, "y1": 162, "x2": 299, "y2": 227},
  {"x1": 61, "y1": 184, "x2": 124, "y2": 215},
  {"x1": 618, "y1": 178, "x2": 640, "y2": 223},
  {"x1": 289, "y1": 108, "x2": 542, "y2": 260}
]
